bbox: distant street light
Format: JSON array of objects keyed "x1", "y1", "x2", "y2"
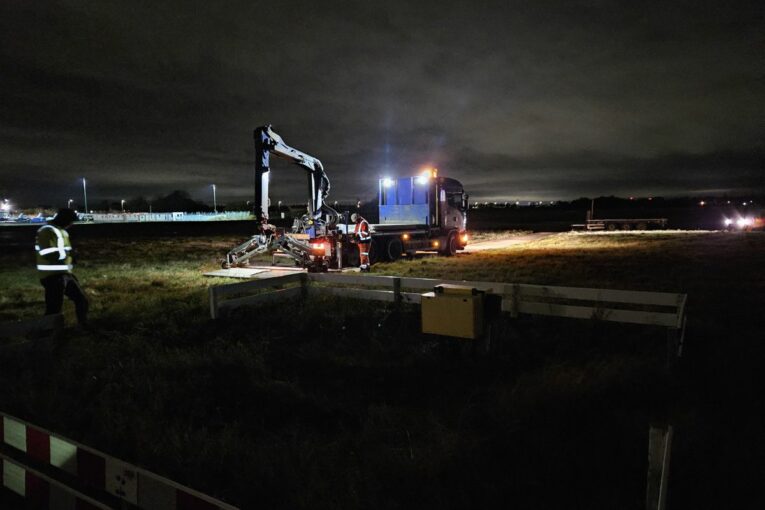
[
  {"x1": 82, "y1": 178, "x2": 88, "y2": 213},
  {"x1": 1, "y1": 199, "x2": 10, "y2": 212},
  {"x1": 121, "y1": 199, "x2": 126, "y2": 212},
  {"x1": 67, "y1": 199, "x2": 73, "y2": 208},
  {"x1": 211, "y1": 184, "x2": 217, "y2": 213}
]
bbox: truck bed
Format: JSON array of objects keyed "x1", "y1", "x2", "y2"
[
  {"x1": 584, "y1": 218, "x2": 668, "y2": 231},
  {"x1": 371, "y1": 223, "x2": 430, "y2": 234},
  {"x1": 335, "y1": 223, "x2": 431, "y2": 235}
]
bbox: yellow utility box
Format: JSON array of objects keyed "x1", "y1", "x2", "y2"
[{"x1": 421, "y1": 284, "x2": 486, "y2": 339}]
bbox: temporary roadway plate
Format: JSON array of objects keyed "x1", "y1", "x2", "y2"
[{"x1": 203, "y1": 268, "x2": 270, "y2": 278}]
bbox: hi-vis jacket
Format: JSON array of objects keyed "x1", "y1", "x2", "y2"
[
  {"x1": 354, "y1": 219, "x2": 371, "y2": 243},
  {"x1": 35, "y1": 225, "x2": 73, "y2": 276}
]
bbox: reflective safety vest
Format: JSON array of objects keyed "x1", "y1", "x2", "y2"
[
  {"x1": 35, "y1": 225, "x2": 73, "y2": 276},
  {"x1": 354, "y1": 219, "x2": 371, "y2": 243}
]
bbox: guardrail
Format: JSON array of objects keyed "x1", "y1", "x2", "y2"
[
  {"x1": 2, "y1": 277, "x2": 682, "y2": 508},
  {"x1": 1, "y1": 411, "x2": 238, "y2": 509},
  {"x1": 208, "y1": 272, "x2": 308, "y2": 319},
  {"x1": 209, "y1": 273, "x2": 686, "y2": 357},
  {"x1": 209, "y1": 272, "x2": 686, "y2": 509}
]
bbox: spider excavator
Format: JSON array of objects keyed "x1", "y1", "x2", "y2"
[{"x1": 223, "y1": 125, "x2": 351, "y2": 272}]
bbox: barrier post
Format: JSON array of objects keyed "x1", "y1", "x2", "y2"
[
  {"x1": 392, "y1": 277, "x2": 401, "y2": 305},
  {"x1": 209, "y1": 287, "x2": 219, "y2": 320},
  {"x1": 646, "y1": 424, "x2": 673, "y2": 510}
]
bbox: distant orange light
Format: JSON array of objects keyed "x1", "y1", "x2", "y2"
[
  {"x1": 461, "y1": 234, "x2": 468, "y2": 243},
  {"x1": 402, "y1": 233, "x2": 410, "y2": 240},
  {"x1": 311, "y1": 243, "x2": 325, "y2": 252},
  {"x1": 432, "y1": 240, "x2": 439, "y2": 248}
]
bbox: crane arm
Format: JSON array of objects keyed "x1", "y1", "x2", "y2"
[{"x1": 254, "y1": 125, "x2": 330, "y2": 224}]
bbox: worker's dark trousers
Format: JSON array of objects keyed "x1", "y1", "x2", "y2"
[{"x1": 41, "y1": 274, "x2": 88, "y2": 324}]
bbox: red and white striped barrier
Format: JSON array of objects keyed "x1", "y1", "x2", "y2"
[{"x1": 1, "y1": 411, "x2": 239, "y2": 509}]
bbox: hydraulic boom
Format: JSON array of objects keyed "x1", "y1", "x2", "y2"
[
  {"x1": 254, "y1": 125, "x2": 331, "y2": 224},
  {"x1": 224, "y1": 125, "x2": 340, "y2": 270}
]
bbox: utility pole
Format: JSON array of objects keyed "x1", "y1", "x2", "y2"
[
  {"x1": 212, "y1": 184, "x2": 217, "y2": 213},
  {"x1": 82, "y1": 178, "x2": 89, "y2": 213},
  {"x1": 121, "y1": 199, "x2": 126, "y2": 212}
]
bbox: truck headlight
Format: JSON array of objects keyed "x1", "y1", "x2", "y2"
[{"x1": 724, "y1": 218, "x2": 733, "y2": 226}]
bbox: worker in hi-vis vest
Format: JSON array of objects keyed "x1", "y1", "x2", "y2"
[
  {"x1": 35, "y1": 208, "x2": 88, "y2": 324},
  {"x1": 352, "y1": 213, "x2": 371, "y2": 271}
]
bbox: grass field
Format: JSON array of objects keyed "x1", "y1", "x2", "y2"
[{"x1": 1, "y1": 230, "x2": 763, "y2": 508}]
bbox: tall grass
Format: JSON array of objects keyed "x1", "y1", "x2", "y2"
[{"x1": 1, "y1": 231, "x2": 763, "y2": 508}]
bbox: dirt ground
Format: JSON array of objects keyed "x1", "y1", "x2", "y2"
[{"x1": 462, "y1": 232, "x2": 554, "y2": 251}]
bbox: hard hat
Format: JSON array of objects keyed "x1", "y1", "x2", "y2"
[
  {"x1": 51, "y1": 208, "x2": 78, "y2": 226},
  {"x1": 351, "y1": 213, "x2": 359, "y2": 222}
]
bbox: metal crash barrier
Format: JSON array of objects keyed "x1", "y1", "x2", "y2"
[
  {"x1": 209, "y1": 272, "x2": 687, "y2": 510},
  {"x1": 209, "y1": 273, "x2": 686, "y2": 360},
  {"x1": 1, "y1": 411, "x2": 239, "y2": 509}
]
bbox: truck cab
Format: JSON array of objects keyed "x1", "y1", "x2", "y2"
[{"x1": 372, "y1": 169, "x2": 469, "y2": 261}]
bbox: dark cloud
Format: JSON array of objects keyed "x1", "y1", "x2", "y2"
[{"x1": 1, "y1": 0, "x2": 763, "y2": 207}]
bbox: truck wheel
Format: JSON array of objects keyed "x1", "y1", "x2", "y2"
[
  {"x1": 607, "y1": 223, "x2": 617, "y2": 231},
  {"x1": 621, "y1": 223, "x2": 632, "y2": 231},
  {"x1": 442, "y1": 233, "x2": 458, "y2": 256},
  {"x1": 636, "y1": 222, "x2": 647, "y2": 231},
  {"x1": 387, "y1": 238, "x2": 403, "y2": 261}
]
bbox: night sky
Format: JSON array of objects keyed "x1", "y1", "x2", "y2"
[{"x1": 1, "y1": 1, "x2": 763, "y2": 207}]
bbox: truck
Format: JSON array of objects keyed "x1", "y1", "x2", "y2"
[
  {"x1": 723, "y1": 211, "x2": 764, "y2": 231},
  {"x1": 223, "y1": 125, "x2": 469, "y2": 271},
  {"x1": 364, "y1": 171, "x2": 469, "y2": 262},
  {"x1": 581, "y1": 214, "x2": 668, "y2": 231},
  {"x1": 572, "y1": 200, "x2": 668, "y2": 231}
]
